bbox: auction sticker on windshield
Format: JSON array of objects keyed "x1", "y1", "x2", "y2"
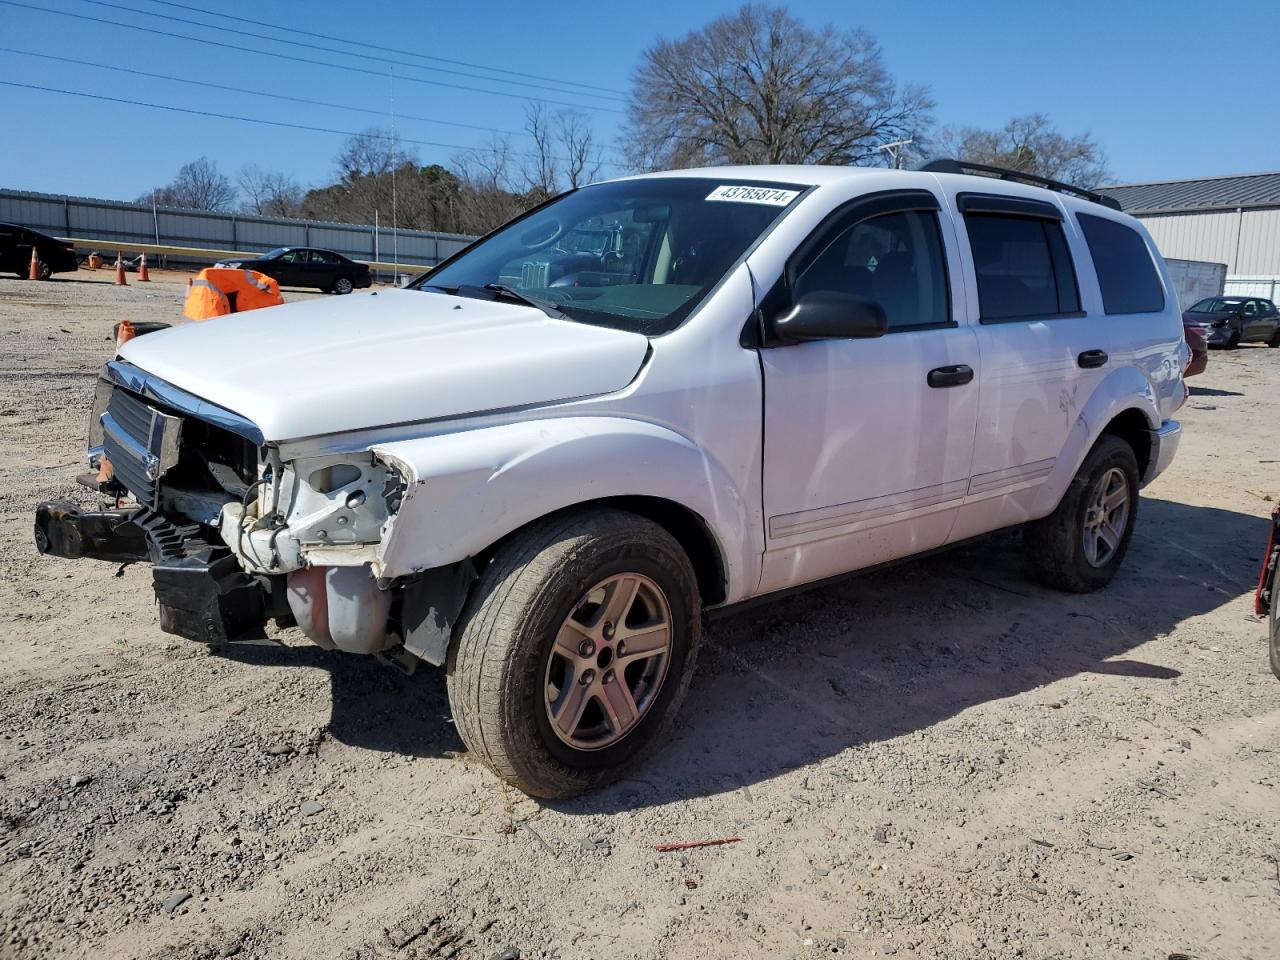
[{"x1": 706, "y1": 185, "x2": 801, "y2": 206}]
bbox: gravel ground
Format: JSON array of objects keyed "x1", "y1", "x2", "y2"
[{"x1": 0, "y1": 273, "x2": 1277, "y2": 960}]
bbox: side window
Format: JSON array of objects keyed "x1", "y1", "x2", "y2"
[
  {"x1": 279, "y1": 250, "x2": 304, "y2": 263},
  {"x1": 964, "y1": 214, "x2": 1080, "y2": 321},
  {"x1": 1265, "y1": 301, "x2": 1279, "y2": 318},
  {"x1": 1076, "y1": 213, "x2": 1165, "y2": 315},
  {"x1": 311, "y1": 251, "x2": 340, "y2": 265},
  {"x1": 1244, "y1": 300, "x2": 1259, "y2": 317},
  {"x1": 793, "y1": 210, "x2": 950, "y2": 331}
]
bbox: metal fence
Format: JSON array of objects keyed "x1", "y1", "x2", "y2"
[
  {"x1": 0, "y1": 188, "x2": 475, "y2": 271},
  {"x1": 1224, "y1": 275, "x2": 1280, "y2": 301}
]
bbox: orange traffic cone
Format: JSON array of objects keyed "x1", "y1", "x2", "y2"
[
  {"x1": 137, "y1": 252, "x2": 150, "y2": 282},
  {"x1": 115, "y1": 320, "x2": 136, "y2": 352},
  {"x1": 27, "y1": 244, "x2": 40, "y2": 281},
  {"x1": 114, "y1": 252, "x2": 127, "y2": 286}
]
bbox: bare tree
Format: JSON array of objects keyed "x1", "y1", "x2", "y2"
[
  {"x1": 237, "y1": 165, "x2": 303, "y2": 217},
  {"x1": 556, "y1": 111, "x2": 603, "y2": 188},
  {"x1": 335, "y1": 128, "x2": 415, "y2": 184},
  {"x1": 142, "y1": 157, "x2": 236, "y2": 211},
  {"x1": 935, "y1": 114, "x2": 1109, "y2": 188},
  {"x1": 453, "y1": 137, "x2": 526, "y2": 235},
  {"x1": 521, "y1": 104, "x2": 604, "y2": 196},
  {"x1": 625, "y1": 4, "x2": 933, "y2": 170}
]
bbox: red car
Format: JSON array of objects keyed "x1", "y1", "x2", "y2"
[
  {"x1": 1257, "y1": 504, "x2": 1280, "y2": 679},
  {"x1": 1183, "y1": 319, "x2": 1208, "y2": 377}
]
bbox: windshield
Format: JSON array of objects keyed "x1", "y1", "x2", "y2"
[
  {"x1": 1189, "y1": 297, "x2": 1242, "y2": 313},
  {"x1": 415, "y1": 178, "x2": 805, "y2": 335},
  {"x1": 261, "y1": 247, "x2": 289, "y2": 260}
]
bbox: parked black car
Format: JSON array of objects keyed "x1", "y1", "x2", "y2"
[
  {"x1": 1183, "y1": 296, "x2": 1280, "y2": 349},
  {"x1": 215, "y1": 247, "x2": 372, "y2": 294},
  {"x1": 0, "y1": 222, "x2": 78, "y2": 280}
]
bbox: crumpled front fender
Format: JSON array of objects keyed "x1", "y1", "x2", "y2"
[{"x1": 371, "y1": 416, "x2": 753, "y2": 601}]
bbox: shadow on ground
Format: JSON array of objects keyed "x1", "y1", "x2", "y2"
[{"x1": 217, "y1": 496, "x2": 1267, "y2": 808}]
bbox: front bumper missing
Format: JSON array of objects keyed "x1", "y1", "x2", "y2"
[{"x1": 34, "y1": 500, "x2": 274, "y2": 644}]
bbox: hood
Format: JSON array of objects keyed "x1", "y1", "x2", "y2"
[
  {"x1": 119, "y1": 289, "x2": 649, "y2": 441},
  {"x1": 1182, "y1": 310, "x2": 1233, "y2": 323}
]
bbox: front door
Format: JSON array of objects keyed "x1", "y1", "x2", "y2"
[{"x1": 758, "y1": 192, "x2": 980, "y2": 595}]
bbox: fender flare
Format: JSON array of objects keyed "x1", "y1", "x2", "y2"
[
  {"x1": 1033, "y1": 364, "x2": 1161, "y2": 515},
  {"x1": 370, "y1": 416, "x2": 753, "y2": 600}
]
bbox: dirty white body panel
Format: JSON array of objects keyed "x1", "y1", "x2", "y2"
[
  {"x1": 114, "y1": 164, "x2": 1184, "y2": 628},
  {"x1": 119, "y1": 289, "x2": 650, "y2": 440}
]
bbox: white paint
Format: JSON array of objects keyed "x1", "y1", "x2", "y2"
[{"x1": 119, "y1": 288, "x2": 649, "y2": 441}]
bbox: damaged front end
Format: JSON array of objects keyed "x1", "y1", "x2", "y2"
[{"x1": 35, "y1": 360, "x2": 410, "y2": 654}]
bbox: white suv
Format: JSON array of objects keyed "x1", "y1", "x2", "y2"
[{"x1": 35, "y1": 161, "x2": 1185, "y2": 797}]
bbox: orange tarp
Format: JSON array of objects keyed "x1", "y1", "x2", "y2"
[{"x1": 183, "y1": 267, "x2": 284, "y2": 321}]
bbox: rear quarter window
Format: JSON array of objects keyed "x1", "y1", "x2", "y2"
[{"x1": 1077, "y1": 213, "x2": 1165, "y2": 315}]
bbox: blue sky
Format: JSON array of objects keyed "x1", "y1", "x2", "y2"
[{"x1": 1, "y1": 0, "x2": 1276, "y2": 202}]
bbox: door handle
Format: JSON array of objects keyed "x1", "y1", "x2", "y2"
[
  {"x1": 927, "y1": 364, "x2": 974, "y2": 388},
  {"x1": 1077, "y1": 349, "x2": 1108, "y2": 369}
]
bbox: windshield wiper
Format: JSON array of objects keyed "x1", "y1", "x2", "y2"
[{"x1": 482, "y1": 283, "x2": 566, "y2": 320}]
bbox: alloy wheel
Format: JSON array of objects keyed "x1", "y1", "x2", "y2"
[
  {"x1": 1082, "y1": 466, "x2": 1130, "y2": 567},
  {"x1": 544, "y1": 573, "x2": 672, "y2": 751}
]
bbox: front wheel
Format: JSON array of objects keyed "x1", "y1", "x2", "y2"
[
  {"x1": 332, "y1": 276, "x2": 354, "y2": 295},
  {"x1": 1024, "y1": 435, "x2": 1140, "y2": 593},
  {"x1": 447, "y1": 509, "x2": 701, "y2": 798}
]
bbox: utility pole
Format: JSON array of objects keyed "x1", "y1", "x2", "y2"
[{"x1": 878, "y1": 138, "x2": 914, "y2": 170}]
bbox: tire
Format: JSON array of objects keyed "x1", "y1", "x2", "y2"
[
  {"x1": 447, "y1": 508, "x2": 701, "y2": 799},
  {"x1": 1270, "y1": 586, "x2": 1280, "y2": 681},
  {"x1": 1268, "y1": 328, "x2": 1280, "y2": 348},
  {"x1": 1024, "y1": 434, "x2": 1140, "y2": 593},
  {"x1": 333, "y1": 276, "x2": 354, "y2": 295},
  {"x1": 1226, "y1": 330, "x2": 1241, "y2": 349},
  {"x1": 37, "y1": 262, "x2": 51, "y2": 281}
]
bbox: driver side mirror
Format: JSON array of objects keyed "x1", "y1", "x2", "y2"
[{"x1": 772, "y1": 290, "x2": 888, "y2": 343}]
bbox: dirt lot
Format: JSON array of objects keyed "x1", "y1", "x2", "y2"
[{"x1": 0, "y1": 272, "x2": 1277, "y2": 960}]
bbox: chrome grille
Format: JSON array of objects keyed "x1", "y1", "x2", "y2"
[{"x1": 101, "y1": 388, "x2": 182, "y2": 507}]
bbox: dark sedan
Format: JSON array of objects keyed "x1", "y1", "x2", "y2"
[
  {"x1": 215, "y1": 247, "x2": 371, "y2": 295},
  {"x1": 0, "y1": 222, "x2": 78, "y2": 280},
  {"x1": 1183, "y1": 296, "x2": 1280, "y2": 349}
]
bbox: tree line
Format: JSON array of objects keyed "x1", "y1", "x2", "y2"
[{"x1": 140, "y1": 4, "x2": 1109, "y2": 237}]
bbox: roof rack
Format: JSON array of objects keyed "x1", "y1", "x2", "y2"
[{"x1": 913, "y1": 158, "x2": 1121, "y2": 211}]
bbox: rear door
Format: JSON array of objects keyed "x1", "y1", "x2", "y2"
[
  {"x1": 758, "y1": 188, "x2": 980, "y2": 594},
  {"x1": 1243, "y1": 299, "x2": 1263, "y2": 340},
  {"x1": 947, "y1": 193, "x2": 1105, "y2": 542},
  {"x1": 309, "y1": 250, "x2": 342, "y2": 288}
]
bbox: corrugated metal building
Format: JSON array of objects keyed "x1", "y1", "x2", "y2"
[{"x1": 1100, "y1": 172, "x2": 1280, "y2": 301}]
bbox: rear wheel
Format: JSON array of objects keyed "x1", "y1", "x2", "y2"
[
  {"x1": 1025, "y1": 435, "x2": 1139, "y2": 593},
  {"x1": 447, "y1": 508, "x2": 701, "y2": 798},
  {"x1": 1270, "y1": 588, "x2": 1279, "y2": 680},
  {"x1": 333, "y1": 276, "x2": 354, "y2": 295},
  {"x1": 1268, "y1": 328, "x2": 1280, "y2": 348}
]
